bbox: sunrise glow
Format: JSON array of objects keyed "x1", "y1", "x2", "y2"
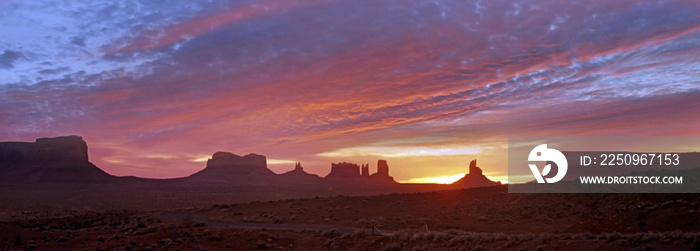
[
  {"x1": 2, "y1": 0, "x2": 700, "y2": 181},
  {"x1": 400, "y1": 173, "x2": 467, "y2": 184}
]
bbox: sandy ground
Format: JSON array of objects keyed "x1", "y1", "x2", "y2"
[{"x1": 2, "y1": 185, "x2": 700, "y2": 250}]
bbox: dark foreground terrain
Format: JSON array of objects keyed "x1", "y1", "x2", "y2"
[{"x1": 2, "y1": 185, "x2": 700, "y2": 250}]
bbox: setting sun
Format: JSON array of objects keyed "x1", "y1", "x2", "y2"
[{"x1": 400, "y1": 173, "x2": 466, "y2": 184}]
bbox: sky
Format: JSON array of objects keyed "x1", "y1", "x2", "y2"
[{"x1": 1, "y1": 0, "x2": 700, "y2": 183}]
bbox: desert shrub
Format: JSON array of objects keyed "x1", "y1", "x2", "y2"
[
  {"x1": 605, "y1": 231, "x2": 622, "y2": 241},
  {"x1": 255, "y1": 240, "x2": 266, "y2": 250},
  {"x1": 298, "y1": 228, "x2": 315, "y2": 233},
  {"x1": 424, "y1": 231, "x2": 435, "y2": 240},
  {"x1": 381, "y1": 242, "x2": 402, "y2": 251},
  {"x1": 356, "y1": 218, "x2": 369, "y2": 227},
  {"x1": 322, "y1": 228, "x2": 341, "y2": 238},
  {"x1": 682, "y1": 232, "x2": 698, "y2": 243},
  {"x1": 667, "y1": 230, "x2": 683, "y2": 239},
  {"x1": 572, "y1": 232, "x2": 593, "y2": 240},
  {"x1": 477, "y1": 233, "x2": 495, "y2": 243},
  {"x1": 181, "y1": 214, "x2": 194, "y2": 227},
  {"x1": 535, "y1": 232, "x2": 556, "y2": 245},
  {"x1": 354, "y1": 229, "x2": 368, "y2": 238},
  {"x1": 447, "y1": 235, "x2": 470, "y2": 246},
  {"x1": 553, "y1": 232, "x2": 572, "y2": 241},
  {"x1": 344, "y1": 229, "x2": 367, "y2": 239},
  {"x1": 209, "y1": 233, "x2": 222, "y2": 241},
  {"x1": 411, "y1": 245, "x2": 430, "y2": 251},
  {"x1": 692, "y1": 236, "x2": 700, "y2": 250},
  {"x1": 445, "y1": 229, "x2": 466, "y2": 235},
  {"x1": 410, "y1": 233, "x2": 424, "y2": 242},
  {"x1": 212, "y1": 204, "x2": 230, "y2": 209},
  {"x1": 157, "y1": 238, "x2": 173, "y2": 245},
  {"x1": 392, "y1": 229, "x2": 417, "y2": 242},
  {"x1": 648, "y1": 232, "x2": 662, "y2": 242},
  {"x1": 433, "y1": 231, "x2": 449, "y2": 242},
  {"x1": 633, "y1": 233, "x2": 651, "y2": 244},
  {"x1": 493, "y1": 232, "x2": 508, "y2": 242},
  {"x1": 503, "y1": 235, "x2": 518, "y2": 248}
]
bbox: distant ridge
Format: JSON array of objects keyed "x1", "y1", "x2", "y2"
[{"x1": 0, "y1": 136, "x2": 499, "y2": 189}]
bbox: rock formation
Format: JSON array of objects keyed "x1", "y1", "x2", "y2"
[
  {"x1": 469, "y1": 159, "x2": 482, "y2": 176},
  {"x1": 378, "y1": 160, "x2": 389, "y2": 176},
  {"x1": 361, "y1": 164, "x2": 369, "y2": 177},
  {"x1": 324, "y1": 160, "x2": 397, "y2": 184},
  {"x1": 370, "y1": 159, "x2": 395, "y2": 183},
  {"x1": 0, "y1": 136, "x2": 89, "y2": 163},
  {"x1": 452, "y1": 159, "x2": 501, "y2": 188},
  {"x1": 280, "y1": 162, "x2": 322, "y2": 183},
  {"x1": 205, "y1": 152, "x2": 267, "y2": 169},
  {"x1": 188, "y1": 152, "x2": 279, "y2": 184},
  {"x1": 0, "y1": 136, "x2": 113, "y2": 183},
  {"x1": 325, "y1": 162, "x2": 361, "y2": 179}
]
